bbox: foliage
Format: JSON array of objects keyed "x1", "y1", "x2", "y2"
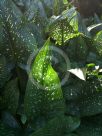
[{"x1": 0, "y1": 0, "x2": 102, "y2": 136}]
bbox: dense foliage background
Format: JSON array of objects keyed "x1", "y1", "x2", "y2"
[{"x1": 0, "y1": 0, "x2": 102, "y2": 136}]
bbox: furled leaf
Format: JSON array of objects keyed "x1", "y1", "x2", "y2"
[{"x1": 24, "y1": 39, "x2": 64, "y2": 120}]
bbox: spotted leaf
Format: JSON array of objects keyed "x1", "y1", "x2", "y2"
[
  {"x1": 0, "y1": 0, "x2": 37, "y2": 64},
  {"x1": 24, "y1": 39, "x2": 64, "y2": 120}
]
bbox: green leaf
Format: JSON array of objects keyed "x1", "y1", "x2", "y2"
[
  {"x1": 64, "y1": 116, "x2": 80, "y2": 133},
  {"x1": 94, "y1": 30, "x2": 102, "y2": 43},
  {"x1": 30, "y1": 116, "x2": 64, "y2": 136},
  {"x1": 53, "y1": 0, "x2": 60, "y2": 15},
  {"x1": 24, "y1": 39, "x2": 64, "y2": 120},
  {"x1": 78, "y1": 91, "x2": 102, "y2": 116},
  {"x1": 77, "y1": 117, "x2": 102, "y2": 136},
  {"x1": 65, "y1": 134, "x2": 78, "y2": 136},
  {"x1": 62, "y1": 7, "x2": 77, "y2": 23},
  {"x1": 1, "y1": 112, "x2": 20, "y2": 129},
  {"x1": 0, "y1": 121, "x2": 16, "y2": 136},
  {"x1": 78, "y1": 14, "x2": 90, "y2": 37},
  {"x1": 87, "y1": 63, "x2": 96, "y2": 68},
  {"x1": 66, "y1": 82, "x2": 102, "y2": 117},
  {"x1": 21, "y1": 114, "x2": 27, "y2": 125},
  {"x1": 0, "y1": 56, "x2": 11, "y2": 88},
  {"x1": 0, "y1": 0, "x2": 37, "y2": 64},
  {"x1": 3, "y1": 78, "x2": 19, "y2": 114},
  {"x1": 48, "y1": 7, "x2": 80, "y2": 45},
  {"x1": 49, "y1": 18, "x2": 80, "y2": 45},
  {"x1": 69, "y1": 9, "x2": 78, "y2": 32},
  {"x1": 31, "y1": 38, "x2": 50, "y2": 84},
  {"x1": 63, "y1": 0, "x2": 68, "y2": 5},
  {"x1": 63, "y1": 81, "x2": 83, "y2": 101},
  {"x1": 30, "y1": 115, "x2": 80, "y2": 136},
  {"x1": 94, "y1": 31, "x2": 102, "y2": 56}
]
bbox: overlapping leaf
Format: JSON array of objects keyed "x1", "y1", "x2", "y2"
[
  {"x1": 48, "y1": 7, "x2": 81, "y2": 45},
  {"x1": 65, "y1": 76, "x2": 102, "y2": 117},
  {"x1": 0, "y1": 121, "x2": 16, "y2": 136},
  {"x1": 3, "y1": 78, "x2": 19, "y2": 114},
  {"x1": 0, "y1": 0, "x2": 37, "y2": 64},
  {"x1": 94, "y1": 30, "x2": 102, "y2": 56},
  {"x1": 77, "y1": 116, "x2": 102, "y2": 136},
  {"x1": 49, "y1": 18, "x2": 80, "y2": 45},
  {"x1": 30, "y1": 115, "x2": 80, "y2": 136},
  {"x1": 24, "y1": 39, "x2": 64, "y2": 120},
  {"x1": 0, "y1": 56, "x2": 11, "y2": 88}
]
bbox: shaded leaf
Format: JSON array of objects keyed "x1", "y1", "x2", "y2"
[
  {"x1": 77, "y1": 117, "x2": 102, "y2": 136},
  {"x1": 0, "y1": 0, "x2": 37, "y2": 64},
  {"x1": 3, "y1": 78, "x2": 19, "y2": 114},
  {"x1": 30, "y1": 115, "x2": 80, "y2": 136},
  {"x1": 0, "y1": 121, "x2": 16, "y2": 136},
  {"x1": 0, "y1": 56, "x2": 11, "y2": 88},
  {"x1": 1, "y1": 112, "x2": 20, "y2": 129}
]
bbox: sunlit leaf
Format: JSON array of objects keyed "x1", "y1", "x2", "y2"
[
  {"x1": 24, "y1": 39, "x2": 64, "y2": 120},
  {"x1": 87, "y1": 23, "x2": 102, "y2": 32},
  {"x1": 63, "y1": 0, "x2": 68, "y2": 5},
  {"x1": 68, "y1": 68, "x2": 86, "y2": 81},
  {"x1": 50, "y1": 17, "x2": 80, "y2": 45},
  {"x1": 48, "y1": 7, "x2": 80, "y2": 45}
]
